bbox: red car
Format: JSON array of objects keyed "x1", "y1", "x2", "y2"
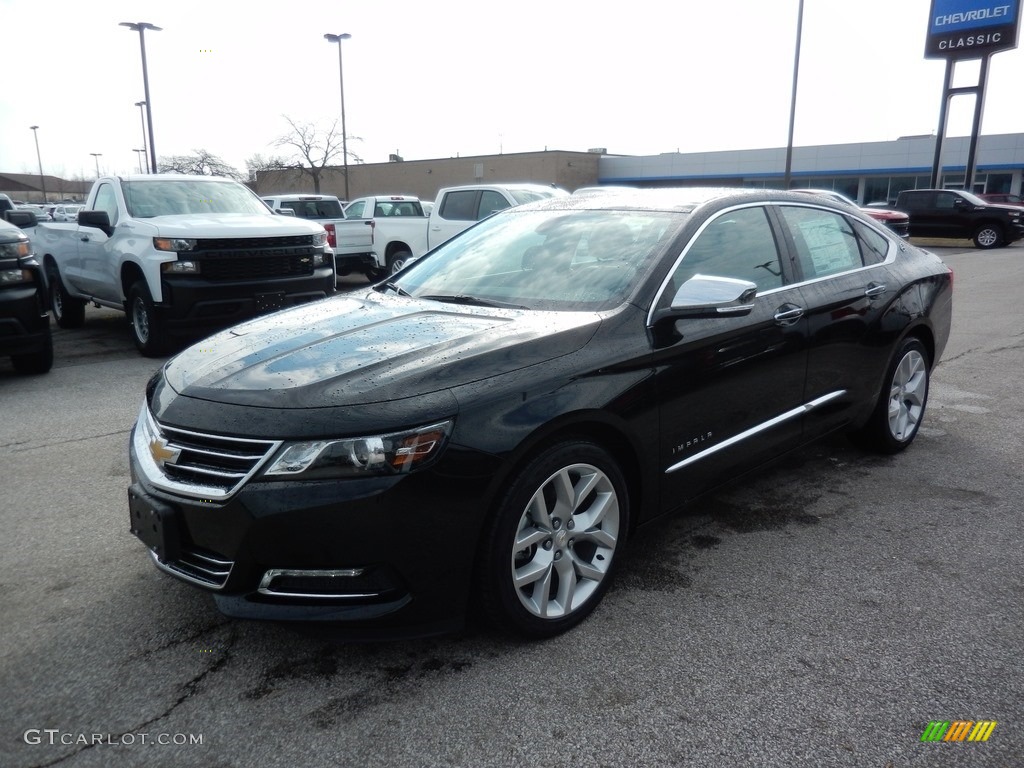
[{"x1": 792, "y1": 189, "x2": 910, "y2": 239}]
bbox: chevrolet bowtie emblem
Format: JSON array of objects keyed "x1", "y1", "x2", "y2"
[{"x1": 149, "y1": 437, "x2": 181, "y2": 467}]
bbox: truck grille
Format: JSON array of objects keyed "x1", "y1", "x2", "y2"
[
  {"x1": 189, "y1": 235, "x2": 322, "y2": 281},
  {"x1": 134, "y1": 405, "x2": 282, "y2": 501},
  {"x1": 194, "y1": 235, "x2": 318, "y2": 250},
  {"x1": 200, "y1": 253, "x2": 317, "y2": 281}
]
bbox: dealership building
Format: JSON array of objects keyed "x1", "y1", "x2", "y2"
[
  {"x1": 249, "y1": 132, "x2": 1024, "y2": 205},
  {"x1": 598, "y1": 132, "x2": 1024, "y2": 204}
]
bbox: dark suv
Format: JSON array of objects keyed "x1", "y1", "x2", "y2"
[
  {"x1": 0, "y1": 211, "x2": 52, "y2": 374},
  {"x1": 895, "y1": 189, "x2": 1024, "y2": 249}
]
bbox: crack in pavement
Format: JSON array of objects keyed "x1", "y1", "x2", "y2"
[{"x1": 28, "y1": 624, "x2": 238, "y2": 768}]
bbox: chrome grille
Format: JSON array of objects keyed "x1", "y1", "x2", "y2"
[{"x1": 134, "y1": 403, "x2": 282, "y2": 501}]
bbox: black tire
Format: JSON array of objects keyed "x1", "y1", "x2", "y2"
[
  {"x1": 366, "y1": 265, "x2": 388, "y2": 282},
  {"x1": 973, "y1": 223, "x2": 1002, "y2": 249},
  {"x1": 128, "y1": 281, "x2": 167, "y2": 357},
  {"x1": 478, "y1": 441, "x2": 629, "y2": 638},
  {"x1": 851, "y1": 338, "x2": 930, "y2": 454},
  {"x1": 389, "y1": 251, "x2": 412, "y2": 275},
  {"x1": 48, "y1": 266, "x2": 85, "y2": 329},
  {"x1": 11, "y1": 332, "x2": 53, "y2": 374}
]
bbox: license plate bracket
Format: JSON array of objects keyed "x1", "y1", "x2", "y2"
[
  {"x1": 128, "y1": 486, "x2": 182, "y2": 564},
  {"x1": 255, "y1": 292, "x2": 287, "y2": 313}
]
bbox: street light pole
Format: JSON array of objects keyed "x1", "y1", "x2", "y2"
[
  {"x1": 120, "y1": 22, "x2": 162, "y2": 174},
  {"x1": 783, "y1": 0, "x2": 805, "y2": 190},
  {"x1": 90, "y1": 153, "x2": 103, "y2": 178},
  {"x1": 134, "y1": 150, "x2": 147, "y2": 174},
  {"x1": 324, "y1": 32, "x2": 352, "y2": 200},
  {"x1": 134, "y1": 101, "x2": 149, "y2": 174},
  {"x1": 29, "y1": 125, "x2": 47, "y2": 203}
]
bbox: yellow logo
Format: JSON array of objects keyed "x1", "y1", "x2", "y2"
[{"x1": 149, "y1": 438, "x2": 181, "y2": 468}]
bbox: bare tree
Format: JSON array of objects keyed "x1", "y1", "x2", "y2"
[
  {"x1": 158, "y1": 149, "x2": 243, "y2": 180},
  {"x1": 245, "y1": 153, "x2": 294, "y2": 193},
  {"x1": 273, "y1": 116, "x2": 362, "y2": 194}
]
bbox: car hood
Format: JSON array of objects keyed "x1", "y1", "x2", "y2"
[
  {"x1": 162, "y1": 291, "x2": 602, "y2": 409},
  {"x1": 133, "y1": 214, "x2": 325, "y2": 238}
]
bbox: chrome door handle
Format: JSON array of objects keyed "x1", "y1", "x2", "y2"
[
  {"x1": 865, "y1": 283, "x2": 887, "y2": 298},
  {"x1": 773, "y1": 305, "x2": 805, "y2": 324}
]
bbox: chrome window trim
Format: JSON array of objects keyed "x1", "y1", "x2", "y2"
[
  {"x1": 647, "y1": 201, "x2": 899, "y2": 326},
  {"x1": 647, "y1": 202, "x2": 786, "y2": 326},
  {"x1": 665, "y1": 390, "x2": 846, "y2": 474}
]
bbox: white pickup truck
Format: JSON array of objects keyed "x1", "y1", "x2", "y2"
[
  {"x1": 340, "y1": 195, "x2": 429, "y2": 279},
  {"x1": 261, "y1": 193, "x2": 375, "y2": 277},
  {"x1": 338, "y1": 185, "x2": 567, "y2": 279},
  {"x1": 31, "y1": 174, "x2": 335, "y2": 355}
]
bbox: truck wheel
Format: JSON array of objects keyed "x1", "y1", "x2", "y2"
[
  {"x1": 366, "y1": 265, "x2": 388, "y2": 282},
  {"x1": 389, "y1": 251, "x2": 412, "y2": 275},
  {"x1": 48, "y1": 267, "x2": 86, "y2": 329},
  {"x1": 128, "y1": 281, "x2": 167, "y2": 357},
  {"x1": 11, "y1": 332, "x2": 54, "y2": 375},
  {"x1": 973, "y1": 224, "x2": 1002, "y2": 249}
]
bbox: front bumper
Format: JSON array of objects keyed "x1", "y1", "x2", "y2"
[
  {"x1": 0, "y1": 282, "x2": 51, "y2": 357},
  {"x1": 127, "y1": 419, "x2": 498, "y2": 635},
  {"x1": 156, "y1": 266, "x2": 336, "y2": 336}
]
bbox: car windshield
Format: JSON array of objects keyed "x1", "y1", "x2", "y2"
[
  {"x1": 394, "y1": 209, "x2": 682, "y2": 311},
  {"x1": 509, "y1": 188, "x2": 564, "y2": 205},
  {"x1": 122, "y1": 179, "x2": 270, "y2": 218}
]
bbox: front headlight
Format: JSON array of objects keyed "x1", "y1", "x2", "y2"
[
  {"x1": 161, "y1": 260, "x2": 201, "y2": 274},
  {"x1": 0, "y1": 239, "x2": 31, "y2": 258},
  {"x1": 0, "y1": 268, "x2": 32, "y2": 285},
  {"x1": 263, "y1": 420, "x2": 454, "y2": 479},
  {"x1": 312, "y1": 231, "x2": 328, "y2": 247},
  {"x1": 154, "y1": 237, "x2": 197, "y2": 252}
]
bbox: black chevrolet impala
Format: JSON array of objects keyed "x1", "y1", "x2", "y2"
[{"x1": 128, "y1": 188, "x2": 952, "y2": 638}]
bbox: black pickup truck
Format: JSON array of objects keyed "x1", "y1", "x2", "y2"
[
  {"x1": 0, "y1": 209, "x2": 52, "y2": 374},
  {"x1": 895, "y1": 189, "x2": 1024, "y2": 249}
]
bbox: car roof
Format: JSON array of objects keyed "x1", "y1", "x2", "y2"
[{"x1": 518, "y1": 186, "x2": 856, "y2": 215}]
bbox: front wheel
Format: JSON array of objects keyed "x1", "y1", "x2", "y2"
[
  {"x1": 973, "y1": 224, "x2": 1002, "y2": 249},
  {"x1": 851, "y1": 338, "x2": 930, "y2": 454},
  {"x1": 128, "y1": 281, "x2": 167, "y2": 357},
  {"x1": 478, "y1": 441, "x2": 629, "y2": 638}
]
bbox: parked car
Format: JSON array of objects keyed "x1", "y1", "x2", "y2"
[
  {"x1": 895, "y1": 188, "x2": 1024, "y2": 248},
  {"x1": 0, "y1": 210, "x2": 52, "y2": 374},
  {"x1": 51, "y1": 204, "x2": 82, "y2": 222},
  {"x1": 977, "y1": 192, "x2": 1024, "y2": 208},
  {"x1": 128, "y1": 188, "x2": 952, "y2": 639},
  {"x1": 792, "y1": 189, "x2": 910, "y2": 238}
]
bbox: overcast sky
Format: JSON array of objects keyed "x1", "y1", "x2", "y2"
[{"x1": 2, "y1": 0, "x2": 1022, "y2": 180}]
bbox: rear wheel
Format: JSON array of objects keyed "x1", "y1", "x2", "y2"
[
  {"x1": 479, "y1": 441, "x2": 628, "y2": 638},
  {"x1": 973, "y1": 223, "x2": 1002, "y2": 249},
  {"x1": 48, "y1": 266, "x2": 85, "y2": 328},
  {"x1": 851, "y1": 338, "x2": 930, "y2": 454},
  {"x1": 128, "y1": 281, "x2": 167, "y2": 357},
  {"x1": 389, "y1": 251, "x2": 412, "y2": 275}
]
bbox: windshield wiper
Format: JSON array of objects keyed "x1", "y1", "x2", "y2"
[
  {"x1": 376, "y1": 281, "x2": 411, "y2": 297},
  {"x1": 420, "y1": 294, "x2": 529, "y2": 310}
]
